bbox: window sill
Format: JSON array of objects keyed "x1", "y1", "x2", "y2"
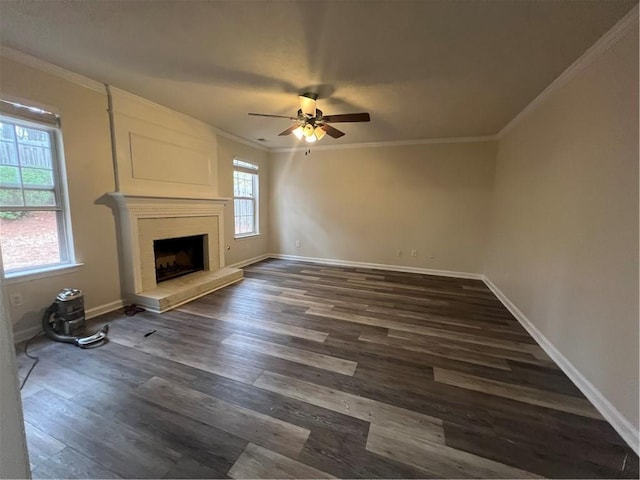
[
  {"x1": 4, "y1": 262, "x2": 84, "y2": 285},
  {"x1": 234, "y1": 233, "x2": 261, "y2": 240}
]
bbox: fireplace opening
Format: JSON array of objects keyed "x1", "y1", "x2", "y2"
[{"x1": 153, "y1": 234, "x2": 205, "y2": 283}]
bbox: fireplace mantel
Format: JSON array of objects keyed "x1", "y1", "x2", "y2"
[
  {"x1": 109, "y1": 192, "x2": 242, "y2": 312},
  {"x1": 109, "y1": 192, "x2": 229, "y2": 214}
]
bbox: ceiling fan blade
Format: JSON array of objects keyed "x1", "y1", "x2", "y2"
[
  {"x1": 298, "y1": 93, "x2": 317, "y2": 117},
  {"x1": 248, "y1": 113, "x2": 298, "y2": 120},
  {"x1": 278, "y1": 124, "x2": 300, "y2": 136},
  {"x1": 322, "y1": 113, "x2": 370, "y2": 123},
  {"x1": 320, "y1": 124, "x2": 345, "y2": 139}
]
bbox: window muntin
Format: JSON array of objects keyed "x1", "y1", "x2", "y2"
[
  {"x1": 0, "y1": 114, "x2": 73, "y2": 274},
  {"x1": 233, "y1": 158, "x2": 259, "y2": 237}
]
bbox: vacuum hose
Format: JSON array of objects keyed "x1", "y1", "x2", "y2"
[{"x1": 42, "y1": 303, "x2": 77, "y2": 344}]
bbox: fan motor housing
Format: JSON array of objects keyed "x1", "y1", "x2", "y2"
[{"x1": 297, "y1": 108, "x2": 323, "y2": 123}]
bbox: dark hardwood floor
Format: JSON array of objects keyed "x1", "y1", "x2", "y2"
[{"x1": 17, "y1": 259, "x2": 638, "y2": 478}]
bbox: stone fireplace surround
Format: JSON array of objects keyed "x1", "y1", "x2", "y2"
[{"x1": 110, "y1": 193, "x2": 242, "y2": 312}]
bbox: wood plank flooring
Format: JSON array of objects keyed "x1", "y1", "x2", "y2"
[{"x1": 16, "y1": 259, "x2": 639, "y2": 479}]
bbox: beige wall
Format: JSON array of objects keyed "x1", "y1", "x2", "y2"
[
  {"x1": 1, "y1": 56, "x2": 122, "y2": 337},
  {"x1": 269, "y1": 142, "x2": 496, "y2": 273},
  {"x1": 485, "y1": 23, "x2": 639, "y2": 430},
  {"x1": 109, "y1": 87, "x2": 220, "y2": 199},
  {"x1": 217, "y1": 135, "x2": 270, "y2": 266}
]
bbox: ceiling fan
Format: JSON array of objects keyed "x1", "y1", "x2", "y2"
[{"x1": 248, "y1": 93, "x2": 371, "y2": 143}]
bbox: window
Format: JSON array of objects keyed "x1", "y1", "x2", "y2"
[
  {"x1": 0, "y1": 104, "x2": 74, "y2": 276},
  {"x1": 233, "y1": 158, "x2": 259, "y2": 237}
]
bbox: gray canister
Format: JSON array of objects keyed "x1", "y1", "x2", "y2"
[{"x1": 55, "y1": 288, "x2": 86, "y2": 336}]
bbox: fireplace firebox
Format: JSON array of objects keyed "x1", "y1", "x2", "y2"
[{"x1": 153, "y1": 234, "x2": 205, "y2": 283}]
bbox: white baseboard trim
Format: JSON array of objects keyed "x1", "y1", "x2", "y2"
[
  {"x1": 13, "y1": 299, "x2": 124, "y2": 344},
  {"x1": 483, "y1": 275, "x2": 639, "y2": 455},
  {"x1": 226, "y1": 253, "x2": 271, "y2": 269},
  {"x1": 85, "y1": 299, "x2": 125, "y2": 320},
  {"x1": 269, "y1": 253, "x2": 484, "y2": 280},
  {"x1": 220, "y1": 252, "x2": 484, "y2": 281},
  {"x1": 12, "y1": 325, "x2": 42, "y2": 345}
]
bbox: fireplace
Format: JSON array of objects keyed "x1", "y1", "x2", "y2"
[
  {"x1": 154, "y1": 234, "x2": 205, "y2": 283},
  {"x1": 109, "y1": 193, "x2": 243, "y2": 312}
]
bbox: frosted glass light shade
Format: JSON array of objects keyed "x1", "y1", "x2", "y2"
[
  {"x1": 292, "y1": 126, "x2": 304, "y2": 140},
  {"x1": 314, "y1": 126, "x2": 326, "y2": 140},
  {"x1": 303, "y1": 124, "x2": 315, "y2": 137}
]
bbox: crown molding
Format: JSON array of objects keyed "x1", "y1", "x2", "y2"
[
  {"x1": 0, "y1": 45, "x2": 106, "y2": 94},
  {"x1": 270, "y1": 135, "x2": 497, "y2": 153},
  {"x1": 215, "y1": 128, "x2": 269, "y2": 152},
  {"x1": 0, "y1": 46, "x2": 266, "y2": 152},
  {"x1": 498, "y1": 4, "x2": 639, "y2": 139},
  {"x1": 108, "y1": 85, "x2": 218, "y2": 134},
  {"x1": 108, "y1": 86, "x2": 268, "y2": 152}
]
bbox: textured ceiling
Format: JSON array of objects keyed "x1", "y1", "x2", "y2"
[{"x1": 0, "y1": 1, "x2": 636, "y2": 148}]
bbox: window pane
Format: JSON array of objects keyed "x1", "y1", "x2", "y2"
[
  {"x1": 0, "y1": 141, "x2": 18, "y2": 165},
  {"x1": 234, "y1": 198, "x2": 255, "y2": 234},
  {"x1": 21, "y1": 167, "x2": 54, "y2": 187},
  {"x1": 15, "y1": 125, "x2": 50, "y2": 146},
  {"x1": 24, "y1": 189, "x2": 56, "y2": 206},
  {"x1": 0, "y1": 116, "x2": 69, "y2": 274},
  {"x1": 233, "y1": 163, "x2": 258, "y2": 236},
  {"x1": 18, "y1": 144, "x2": 52, "y2": 169},
  {"x1": 0, "y1": 165, "x2": 20, "y2": 185},
  {"x1": 0, "y1": 210, "x2": 61, "y2": 271},
  {"x1": 0, "y1": 123, "x2": 14, "y2": 142},
  {"x1": 0, "y1": 187, "x2": 23, "y2": 206},
  {"x1": 234, "y1": 171, "x2": 255, "y2": 197},
  {"x1": 233, "y1": 159, "x2": 258, "y2": 170}
]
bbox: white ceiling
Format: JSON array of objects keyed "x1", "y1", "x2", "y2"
[{"x1": 0, "y1": 1, "x2": 636, "y2": 148}]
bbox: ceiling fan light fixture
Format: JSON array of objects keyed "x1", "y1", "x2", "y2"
[
  {"x1": 303, "y1": 123, "x2": 315, "y2": 137},
  {"x1": 292, "y1": 125, "x2": 304, "y2": 140},
  {"x1": 249, "y1": 95, "x2": 368, "y2": 143},
  {"x1": 314, "y1": 126, "x2": 326, "y2": 141}
]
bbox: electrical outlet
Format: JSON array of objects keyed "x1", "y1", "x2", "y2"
[
  {"x1": 295, "y1": 240, "x2": 301, "y2": 248},
  {"x1": 9, "y1": 293, "x2": 23, "y2": 307},
  {"x1": 411, "y1": 249, "x2": 417, "y2": 257}
]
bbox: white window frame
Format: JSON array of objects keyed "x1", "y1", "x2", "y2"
[
  {"x1": 0, "y1": 107, "x2": 76, "y2": 278},
  {"x1": 233, "y1": 158, "x2": 259, "y2": 238}
]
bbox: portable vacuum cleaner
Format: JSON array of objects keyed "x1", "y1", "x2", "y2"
[{"x1": 43, "y1": 288, "x2": 109, "y2": 348}]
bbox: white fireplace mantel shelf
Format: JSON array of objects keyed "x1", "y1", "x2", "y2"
[{"x1": 109, "y1": 192, "x2": 231, "y2": 213}]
